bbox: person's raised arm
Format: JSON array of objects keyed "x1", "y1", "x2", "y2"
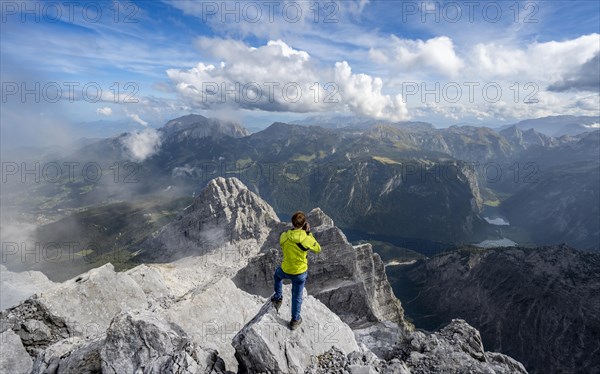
[{"x1": 301, "y1": 230, "x2": 321, "y2": 254}]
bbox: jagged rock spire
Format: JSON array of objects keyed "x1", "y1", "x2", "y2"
[{"x1": 132, "y1": 177, "x2": 279, "y2": 263}]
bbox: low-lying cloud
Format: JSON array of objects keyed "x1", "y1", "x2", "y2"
[{"x1": 122, "y1": 128, "x2": 162, "y2": 161}]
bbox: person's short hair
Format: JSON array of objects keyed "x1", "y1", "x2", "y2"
[{"x1": 291, "y1": 211, "x2": 306, "y2": 228}]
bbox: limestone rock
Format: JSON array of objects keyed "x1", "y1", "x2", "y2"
[
  {"x1": 100, "y1": 309, "x2": 225, "y2": 374},
  {"x1": 306, "y1": 208, "x2": 334, "y2": 228},
  {"x1": 31, "y1": 336, "x2": 104, "y2": 374},
  {"x1": 0, "y1": 329, "x2": 33, "y2": 374},
  {"x1": 304, "y1": 346, "x2": 411, "y2": 374},
  {"x1": 0, "y1": 177, "x2": 530, "y2": 374},
  {"x1": 164, "y1": 277, "x2": 265, "y2": 372},
  {"x1": 397, "y1": 319, "x2": 528, "y2": 374},
  {"x1": 1, "y1": 297, "x2": 71, "y2": 358},
  {"x1": 233, "y1": 285, "x2": 359, "y2": 374},
  {"x1": 38, "y1": 263, "x2": 147, "y2": 339},
  {"x1": 0, "y1": 264, "x2": 57, "y2": 310},
  {"x1": 0, "y1": 263, "x2": 147, "y2": 357},
  {"x1": 132, "y1": 176, "x2": 280, "y2": 263},
  {"x1": 233, "y1": 208, "x2": 407, "y2": 329},
  {"x1": 352, "y1": 321, "x2": 404, "y2": 359},
  {"x1": 306, "y1": 320, "x2": 527, "y2": 374}
]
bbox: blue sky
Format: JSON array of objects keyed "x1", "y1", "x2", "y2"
[{"x1": 1, "y1": 0, "x2": 599, "y2": 145}]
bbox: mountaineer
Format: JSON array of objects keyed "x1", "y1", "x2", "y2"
[{"x1": 271, "y1": 211, "x2": 321, "y2": 330}]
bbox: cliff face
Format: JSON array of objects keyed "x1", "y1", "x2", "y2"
[
  {"x1": 404, "y1": 245, "x2": 600, "y2": 374},
  {"x1": 1, "y1": 177, "x2": 528, "y2": 373}
]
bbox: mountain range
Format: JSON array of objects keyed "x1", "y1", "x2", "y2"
[
  {"x1": 0, "y1": 178, "x2": 529, "y2": 374},
  {"x1": 5, "y1": 113, "x2": 596, "y2": 254},
  {"x1": 499, "y1": 115, "x2": 599, "y2": 137}
]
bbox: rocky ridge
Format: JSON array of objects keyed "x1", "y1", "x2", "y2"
[
  {"x1": 405, "y1": 245, "x2": 600, "y2": 373},
  {"x1": 0, "y1": 264, "x2": 57, "y2": 310},
  {"x1": 1, "y1": 177, "x2": 528, "y2": 373}
]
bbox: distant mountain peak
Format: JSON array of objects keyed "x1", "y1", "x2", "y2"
[
  {"x1": 164, "y1": 114, "x2": 209, "y2": 126},
  {"x1": 159, "y1": 114, "x2": 249, "y2": 139},
  {"x1": 195, "y1": 177, "x2": 277, "y2": 220},
  {"x1": 132, "y1": 177, "x2": 279, "y2": 262},
  {"x1": 504, "y1": 115, "x2": 600, "y2": 137}
]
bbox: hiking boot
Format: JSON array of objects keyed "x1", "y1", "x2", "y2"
[
  {"x1": 271, "y1": 296, "x2": 282, "y2": 312},
  {"x1": 289, "y1": 317, "x2": 302, "y2": 330}
]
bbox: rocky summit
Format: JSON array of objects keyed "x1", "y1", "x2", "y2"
[{"x1": 1, "y1": 177, "x2": 527, "y2": 373}]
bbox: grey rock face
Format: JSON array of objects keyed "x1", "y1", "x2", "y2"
[
  {"x1": 233, "y1": 208, "x2": 407, "y2": 329},
  {"x1": 133, "y1": 176, "x2": 280, "y2": 262},
  {"x1": 406, "y1": 245, "x2": 599, "y2": 373},
  {"x1": 305, "y1": 207, "x2": 335, "y2": 228},
  {"x1": 3, "y1": 259, "x2": 265, "y2": 373},
  {"x1": 0, "y1": 263, "x2": 147, "y2": 359},
  {"x1": 304, "y1": 346, "x2": 410, "y2": 374},
  {"x1": 1, "y1": 297, "x2": 71, "y2": 358},
  {"x1": 163, "y1": 277, "x2": 265, "y2": 372},
  {"x1": 0, "y1": 264, "x2": 57, "y2": 310},
  {"x1": 397, "y1": 319, "x2": 527, "y2": 374},
  {"x1": 31, "y1": 336, "x2": 104, "y2": 374},
  {"x1": 101, "y1": 310, "x2": 225, "y2": 374},
  {"x1": 458, "y1": 162, "x2": 483, "y2": 212},
  {"x1": 500, "y1": 125, "x2": 556, "y2": 150},
  {"x1": 306, "y1": 320, "x2": 527, "y2": 374},
  {"x1": 38, "y1": 263, "x2": 148, "y2": 339},
  {"x1": 352, "y1": 321, "x2": 404, "y2": 359},
  {"x1": 0, "y1": 329, "x2": 33, "y2": 374},
  {"x1": 233, "y1": 285, "x2": 359, "y2": 374}
]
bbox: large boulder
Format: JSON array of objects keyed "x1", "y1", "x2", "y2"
[
  {"x1": 1, "y1": 263, "x2": 147, "y2": 357},
  {"x1": 31, "y1": 336, "x2": 104, "y2": 374},
  {"x1": 233, "y1": 285, "x2": 359, "y2": 374},
  {"x1": 352, "y1": 321, "x2": 404, "y2": 359},
  {"x1": 38, "y1": 263, "x2": 147, "y2": 338},
  {"x1": 0, "y1": 329, "x2": 33, "y2": 374},
  {"x1": 164, "y1": 277, "x2": 265, "y2": 372},
  {"x1": 100, "y1": 310, "x2": 225, "y2": 374}
]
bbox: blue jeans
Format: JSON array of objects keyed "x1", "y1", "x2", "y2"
[{"x1": 273, "y1": 266, "x2": 307, "y2": 321}]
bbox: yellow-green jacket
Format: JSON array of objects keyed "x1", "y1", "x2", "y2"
[{"x1": 280, "y1": 228, "x2": 321, "y2": 275}]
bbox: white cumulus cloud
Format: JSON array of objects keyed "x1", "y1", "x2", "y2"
[
  {"x1": 334, "y1": 61, "x2": 407, "y2": 120},
  {"x1": 166, "y1": 39, "x2": 409, "y2": 121},
  {"x1": 369, "y1": 35, "x2": 464, "y2": 77},
  {"x1": 469, "y1": 34, "x2": 599, "y2": 83}
]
